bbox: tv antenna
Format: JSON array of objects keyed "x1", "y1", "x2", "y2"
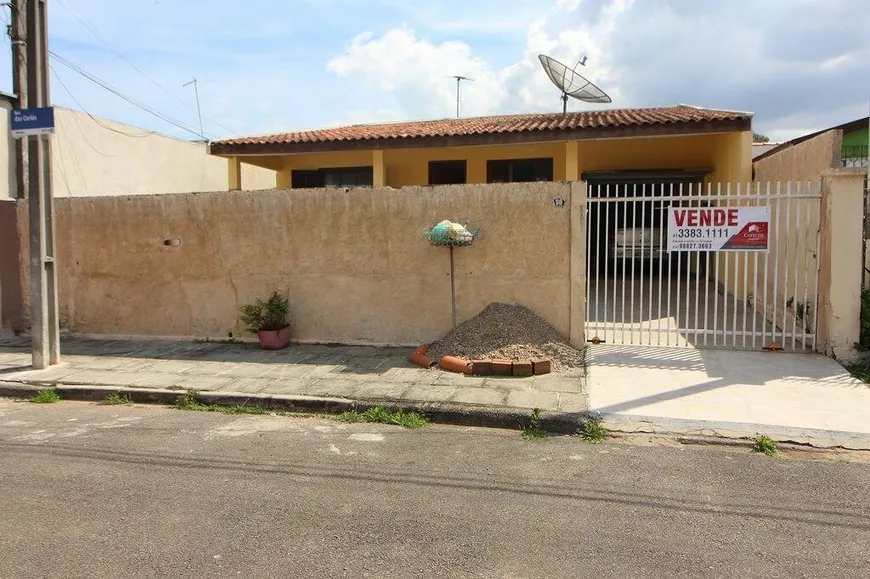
[
  {"x1": 538, "y1": 54, "x2": 611, "y2": 114},
  {"x1": 451, "y1": 75, "x2": 474, "y2": 118},
  {"x1": 183, "y1": 78, "x2": 205, "y2": 140}
]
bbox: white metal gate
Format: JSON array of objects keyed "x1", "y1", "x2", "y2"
[{"x1": 584, "y1": 181, "x2": 822, "y2": 351}]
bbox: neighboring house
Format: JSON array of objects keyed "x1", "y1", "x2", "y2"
[
  {"x1": 1, "y1": 96, "x2": 278, "y2": 331},
  {"x1": 0, "y1": 95, "x2": 277, "y2": 199},
  {"x1": 209, "y1": 105, "x2": 753, "y2": 192},
  {"x1": 754, "y1": 117, "x2": 868, "y2": 171}
]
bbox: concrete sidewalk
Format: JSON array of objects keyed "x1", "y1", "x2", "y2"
[
  {"x1": 587, "y1": 345, "x2": 870, "y2": 449},
  {"x1": 0, "y1": 334, "x2": 587, "y2": 419}
]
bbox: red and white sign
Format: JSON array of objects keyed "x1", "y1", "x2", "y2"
[{"x1": 668, "y1": 206, "x2": 769, "y2": 252}]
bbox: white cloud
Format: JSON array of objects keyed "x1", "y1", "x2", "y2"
[{"x1": 326, "y1": 4, "x2": 623, "y2": 122}]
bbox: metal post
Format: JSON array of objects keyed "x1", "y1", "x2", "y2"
[
  {"x1": 449, "y1": 246, "x2": 457, "y2": 330},
  {"x1": 26, "y1": 0, "x2": 58, "y2": 368}
]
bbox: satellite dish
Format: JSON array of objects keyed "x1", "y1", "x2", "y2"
[{"x1": 538, "y1": 54, "x2": 612, "y2": 113}]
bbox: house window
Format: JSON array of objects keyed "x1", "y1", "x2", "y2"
[
  {"x1": 486, "y1": 158, "x2": 553, "y2": 183},
  {"x1": 291, "y1": 166, "x2": 373, "y2": 189},
  {"x1": 429, "y1": 160, "x2": 467, "y2": 185}
]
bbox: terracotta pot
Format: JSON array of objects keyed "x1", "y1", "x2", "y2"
[
  {"x1": 409, "y1": 351, "x2": 436, "y2": 369},
  {"x1": 257, "y1": 326, "x2": 291, "y2": 350},
  {"x1": 439, "y1": 355, "x2": 471, "y2": 374}
]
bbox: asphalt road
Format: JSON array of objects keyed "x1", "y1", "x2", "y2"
[{"x1": 1, "y1": 400, "x2": 868, "y2": 579}]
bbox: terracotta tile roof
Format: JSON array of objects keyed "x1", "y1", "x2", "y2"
[{"x1": 211, "y1": 105, "x2": 752, "y2": 154}]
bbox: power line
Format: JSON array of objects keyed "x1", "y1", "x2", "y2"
[
  {"x1": 50, "y1": 65, "x2": 156, "y2": 141},
  {"x1": 49, "y1": 50, "x2": 208, "y2": 139},
  {"x1": 54, "y1": 0, "x2": 241, "y2": 137}
]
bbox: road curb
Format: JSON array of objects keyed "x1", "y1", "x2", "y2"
[
  {"x1": 595, "y1": 412, "x2": 870, "y2": 451},
  {"x1": 0, "y1": 381, "x2": 587, "y2": 434}
]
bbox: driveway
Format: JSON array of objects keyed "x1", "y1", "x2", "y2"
[{"x1": 587, "y1": 345, "x2": 870, "y2": 448}]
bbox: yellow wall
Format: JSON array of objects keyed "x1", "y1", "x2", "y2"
[{"x1": 267, "y1": 131, "x2": 751, "y2": 189}]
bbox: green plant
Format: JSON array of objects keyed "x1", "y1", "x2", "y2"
[
  {"x1": 752, "y1": 434, "x2": 777, "y2": 456},
  {"x1": 859, "y1": 289, "x2": 870, "y2": 350},
  {"x1": 103, "y1": 392, "x2": 132, "y2": 406},
  {"x1": 786, "y1": 297, "x2": 812, "y2": 329},
  {"x1": 846, "y1": 362, "x2": 870, "y2": 383},
  {"x1": 176, "y1": 389, "x2": 202, "y2": 410},
  {"x1": 29, "y1": 390, "x2": 60, "y2": 404},
  {"x1": 239, "y1": 290, "x2": 290, "y2": 333},
  {"x1": 336, "y1": 406, "x2": 429, "y2": 429},
  {"x1": 580, "y1": 417, "x2": 608, "y2": 443},
  {"x1": 521, "y1": 408, "x2": 548, "y2": 440}
]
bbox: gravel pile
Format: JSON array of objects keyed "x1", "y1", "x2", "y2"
[{"x1": 426, "y1": 302, "x2": 584, "y2": 373}]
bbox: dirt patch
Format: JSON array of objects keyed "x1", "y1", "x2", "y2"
[{"x1": 426, "y1": 303, "x2": 584, "y2": 373}]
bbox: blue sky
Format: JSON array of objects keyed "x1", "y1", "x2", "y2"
[{"x1": 0, "y1": 0, "x2": 867, "y2": 142}]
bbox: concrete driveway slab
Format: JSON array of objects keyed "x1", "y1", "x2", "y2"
[{"x1": 587, "y1": 345, "x2": 870, "y2": 447}]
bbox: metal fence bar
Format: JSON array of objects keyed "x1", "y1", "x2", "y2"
[
  {"x1": 693, "y1": 183, "x2": 701, "y2": 345},
  {"x1": 801, "y1": 194, "x2": 816, "y2": 350},
  {"x1": 629, "y1": 184, "x2": 638, "y2": 345},
  {"x1": 731, "y1": 183, "x2": 740, "y2": 349},
  {"x1": 620, "y1": 184, "x2": 628, "y2": 344},
  {"x1": 658, "y1": 191, "x2": 665, "y2": 346},
  {"x1": 792, "y1": 182, "x2": 802, "y2": 350},
  {"x1": 713, "y1": 182, "x2": 721, "y2": 348},
  {"x1": 603, "y1": 184, "x2": 612, "y2": 344},
  {"x1": 704, "y1": 182, "x2": 711, "y2": 347},
  {"x1": 782, "y1": 182, "x2": 793, "y2": 346},
  {"x1": 586, "y1": 193, "x2": 593, "y2": 345},
  {"x1": 771, "y1": 182, "x2": 782, "y2": 347},
  {"x1": 741, "y1": 182, "x2": 750, "y2": 349},
  {"x1": 594, "y1": 184, "x2": 603, "y2": 344},
  {"x1": 639, "y1": 184, "x2": 648, "y2": 345},
  {"x1": 761, "y1": 182, "x2": 771, "y2": 348},
  {"x1": 666, "y1": 183, "x2": 674, "y2": 346},
  {"x1": 751, "y1": 182, "x2": 760, "y2": 350}
]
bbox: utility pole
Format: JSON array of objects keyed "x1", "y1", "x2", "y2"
[
  {"x1": 8, "y1": 0, "x2": 27, "y2": 198},
  {"x1": 26, "y1": 0, "x2": 59, "y2": 368}
]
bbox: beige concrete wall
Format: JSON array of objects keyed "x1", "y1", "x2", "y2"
[
  {"x1": 817, "y1": 168, "x2": 866, "y2": 360},
  {"x1": 17, "y1": 183, "x2": 575, "y2": 346},
  {"x1": 50, "y1": 107, "x2": 276, "y2": 197},
  {"x1": 753, "y1": 130, "x2": 841, "y2": 183},
  {"x1": 0, "y1": 100, "x2": 15, "y2": 199}
]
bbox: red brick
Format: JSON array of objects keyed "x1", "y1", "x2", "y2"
[
  {"x1": 491, "y1": 359, "x2": 512, "y2": 376},
  {"x1": 471, "y1": 360, "x2": 493, "y2": 376},
  {"x1": 512, "y1": 360, "x2": 533, "y2": 377},
  {"x1": 532, "y1": 358, "x2": 552, "y2": 375}
]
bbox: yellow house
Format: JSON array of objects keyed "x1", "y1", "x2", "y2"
[{"x1": 209, "y1": 105, "x2": 753, "y2": 190}]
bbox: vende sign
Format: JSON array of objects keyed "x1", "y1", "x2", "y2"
[{"x1": 668, "y1": 206, "x2": 770, "y2": 252}]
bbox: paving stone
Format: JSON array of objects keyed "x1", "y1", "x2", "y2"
[
  {"x1": 451, "y1": 387, "x2": 507, "y2": 406},
  {"x1": 403, "y1": 385, "x2": 458, "y2": 403},
  {"x1": 215, "y1": 363, "x2": 272, "y2": 378},
  {"x1": 174, "y1": 376, "x2": 236, "y2": 391},
  {"x1": 57, "y1": 370, "x2": 130, "y2": 386},
  {"x1": 143, "y1": 361, "x2": 196, "y2": 374},
  {"x1": 377, "y1": 367, "x2": 440, "y2": 385},
  {"x1": 220, "y1": 377, "x2": 279, "y2": 394},
  {"x1": 300, "y1": 379, "x2": 361, "y2": 399},
  {"x1": 557, "y1": 392, "x2": 589, "y2": 413},
  {"x1": 4, "y1": 366, "x2": 82, "y2": 382},
  {"x1": 267, "y1": 378, "x2": 320, "y2": 395},
  {"x1": 354, "y1": 382, "x2": 413, "y2": 401},
  {"x1": 505, "y1": 390, "x2": 560, "y2": 411},
  {"x1": 176, "y1": 361, "x2": 239, "y2": 376},
  {"x1": 434, "y1": 372, "x2": 486, "y2": 388},
  {"x1": 130, "y1": 373, "x2": 185, "y2": 389},
  {"x1": 535, "y1": 374, "x2": 586, "y2": 394},
  {"x1": 253, "y1": 364, "x2": 319, "y2": 380}
]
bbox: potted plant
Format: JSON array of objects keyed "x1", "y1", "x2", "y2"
[{"x1": 239, "y1": 290, "x2": 291, "y2": 350}]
